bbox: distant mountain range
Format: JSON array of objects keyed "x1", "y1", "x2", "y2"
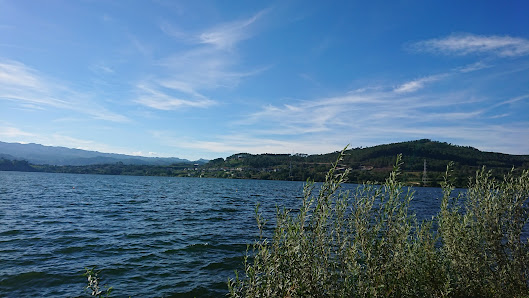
[
  {"x1": 1, "y1": 139, "x2": 528, "y2": 187},
  {"x1": 0, "y1": 141, "x2": 206, "y2": 166}
]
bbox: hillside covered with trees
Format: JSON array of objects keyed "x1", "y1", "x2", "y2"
[
  {"x1": 201, "y1": 139, "x2": 529, "y2": 187},
  {"x1": 2, "y1": 139, "x2": 528, "y2": 188}
]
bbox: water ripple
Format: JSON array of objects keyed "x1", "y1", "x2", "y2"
[{"x1": 0, "y1": 171, "x2": 447, "y2": 297}]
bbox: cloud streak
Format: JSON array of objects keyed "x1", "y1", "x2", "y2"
[
  {"x1": 244, "y1": 89, "x2": 475, "y2": 136},
  {"x1": 198, "y1": 9, "x2": 268, "y2": 50},
  {"x1": 412, "y1": 33, "x2": 529, "y2": 57},
  {"x1": 136, "y1": 9, "x2": 269, "y2": 111},
  {"x1": 135, "y1": 83, "x2": 215, "y2": 110},
  {"x1": 394, "y1": 74, "x2": 447, "y2": 93},
  {"x1": 228, "y1": 64, "x2": 529, "y2": 155},
  {"x1": 0, "y1": 60, "x2": 129, "y2": 122},
  {"x1": 0, "y1": 126, "x2": 36, "y2": 138},
  {"x1": 136, "y1": 31, "x2": 529, "y2": 157},
  {"x1": 153, "y1": 131, "x2": 343, "y2": 157}
]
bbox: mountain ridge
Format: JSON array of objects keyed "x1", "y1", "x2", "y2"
[
  {"x1": 0, "y1": 141, "x2": 205, "y2": 166},
  {"x1": 2, "y1": 139, "x2": 528, "y2": 187},
  {"x1": 201, "y1": 139, "x2": 529, "y2": 186}
]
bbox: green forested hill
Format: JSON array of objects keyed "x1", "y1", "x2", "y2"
[
  {"x1": 341, "y1": 139, "x2": 528, "y2": 170},
  {"x1": 202, "y1": 139, "x2": 529, "y2": 187},
  {"x1": 0, "y1": 158, "x2": 37, "y2": 172},
  {"x1": 2, "y1": 139, "x2": 528, "y2": 188}
]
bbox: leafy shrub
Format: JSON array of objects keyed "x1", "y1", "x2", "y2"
[
  {"x1": 83, "y1": 267, "x2": 113, "y2": 297},
  {"x1": 228, "y1": 149, "x2": 529, "y2": 297},
  {"x1": 439, "y1": 164, "x2": 529, "y2": 296}
]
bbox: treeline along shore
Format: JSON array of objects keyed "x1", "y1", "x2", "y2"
[{"x1": 2, "y1": 139, "x2": 528, "y2": 188}]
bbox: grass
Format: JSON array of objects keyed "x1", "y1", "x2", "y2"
[{"x1": 228, "y1": 149, "x2": 529, "y2": 297}]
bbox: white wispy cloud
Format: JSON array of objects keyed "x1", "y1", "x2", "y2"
[
  {"x1": 0, "y1": 60, "x2": 129, "y2": 122},
  {"x1": 158, "y1": 80, "x2": 208, "y2": 99},
  {"x1": 160, "y1": 47, "x2": 246, "y2": 89},
  {"x1": 412, "y1": 33, "x2": 529, "y2": 57},
  {"x1": 243, "y1": 86, "x2": 471, "y2": 132},
  {"x1": 159, "y1": 22, "x2": 187, "y2": 40},
  {"x1": 137, "y1": 9, "x2": 269, "y2": 111},
  {"x1": 135, "y1": 83, "x2": 215, "y2": 110},
  {"x1": 0, "y1": 126, "x2": 35, "y2": 138},
  {"x1": 198, "y1": 9, "x2": 269, "y2": 50},
  {"x1": 456, "y1": 61, "x2": 491, "y2": 73},
  {"x1": 156, "y1": 117, "x2": 526, "y2": 157},
  {"x1": 148, "y1": 60, "x2": 529, "y2": 157},
  {"x1": 0, "y1": 60, "x2": 43, "y2": 89},
  {"x1": 142, "y1": 33, "x2": 529, "y2": 156},
  {"x1": 495, "y1": 94, "x2": 529, "y2": 106},
  {"x1": 153, "y1": 131, "x2": 342, "y2": 157},
  {"x1": 91, "y1": 63, "x2": 115, "y2": 74},
  {"x1": 235, "y1": 73, "x2": 514, "y2": 150},
  {"x1": 394, "y1": 74, "x2": 447, "y2": 93}
]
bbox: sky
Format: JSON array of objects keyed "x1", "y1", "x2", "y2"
[{"x1": 1, "y1": 0, "x2": 528, "y2": 160}]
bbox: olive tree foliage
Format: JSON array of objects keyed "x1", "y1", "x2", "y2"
[{"x1": 228, "y1": 148, "x2": 529, "y2": 297}]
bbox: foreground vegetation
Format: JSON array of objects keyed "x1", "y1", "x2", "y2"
[{"x1": 228, "y1": 150, "x2": 529, "y2": 297}]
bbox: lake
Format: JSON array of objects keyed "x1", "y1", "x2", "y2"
[{"x1": 0, "y1": 171, "x2": 444, "y2": 297}]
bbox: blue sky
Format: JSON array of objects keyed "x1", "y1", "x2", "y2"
[{"x1": 1, "y1": 0, "x2": 528, "y2": 160}]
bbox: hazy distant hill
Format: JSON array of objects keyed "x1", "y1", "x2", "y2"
[{"x1": 0, "y1": 141, "x2": 201, "y2": 166}]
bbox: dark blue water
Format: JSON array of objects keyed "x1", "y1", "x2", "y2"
[{"x1": 0, "y1": 171, "x2": 443, "y2": 297}]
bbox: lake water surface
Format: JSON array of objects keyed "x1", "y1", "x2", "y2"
[{"x1": 0, "y1": 171, "x2": 444, "y2": 297}]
